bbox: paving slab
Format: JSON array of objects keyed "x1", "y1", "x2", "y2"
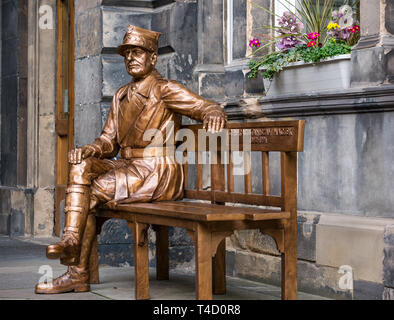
[{"x1": 0, "y1": 235, "x2": 329, "y2": 300}]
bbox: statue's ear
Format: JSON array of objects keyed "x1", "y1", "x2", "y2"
[{"x1": 151, "y1": 52, "x2": 158, "y2": 66}]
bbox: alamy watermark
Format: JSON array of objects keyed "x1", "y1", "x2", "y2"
[
  {"x1": 338, "y1": 265, "x2": 353, "y2": 291},
  {"x1": 39, "y1": 5, "x2": 54, "y2": 30},
  {"x1": 37, "y1": 265, "x2": 54, "y2": 287},
  {"x1": 141, "y1": 122, "x2": 253, "y2": 175}
]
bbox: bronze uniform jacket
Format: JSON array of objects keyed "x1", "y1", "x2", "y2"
[{"x1": 87, "y1": 69, "x2": 226, "y2": 204}]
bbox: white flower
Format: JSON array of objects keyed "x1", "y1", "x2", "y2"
[
  {"x1": 339, "y1": 5, "x2": 353, "y2": 17},
  {"x1": 338, "y1": 5, "x2": 354, "y2": 28},
  {"x1": 339, "y1": 15, "x2": 354, "y2": 29}
]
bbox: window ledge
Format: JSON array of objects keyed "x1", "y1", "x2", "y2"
[{"x1": 257, "y1": 84, "x2": 394, "y2": 118}]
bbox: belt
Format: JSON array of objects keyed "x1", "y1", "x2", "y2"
[{"x1": 120, "y1": 146, "x2": 175, "y2": 159}]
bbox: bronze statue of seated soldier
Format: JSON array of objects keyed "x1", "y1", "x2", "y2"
[{"x1": 35, "y1": 25, "x2": 227, "y2": 294}]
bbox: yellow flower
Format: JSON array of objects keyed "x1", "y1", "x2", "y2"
[{"x1": 327, "y1": 23, "x2": 340, "y2": 30}]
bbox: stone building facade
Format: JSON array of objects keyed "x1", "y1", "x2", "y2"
[
  {"x1": 0, "y1": 0, "x2": 57, "y2": 238},
  {"x1": 1, "y1": 0, "x2": 394, "y2": 300}
]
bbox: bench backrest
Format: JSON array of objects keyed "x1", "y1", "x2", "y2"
[{"x1": 178, "y1": 120, "x2": 305, "y2": 215}]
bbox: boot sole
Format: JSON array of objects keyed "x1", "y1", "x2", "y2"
[
  {"x1": 46, "y1": 250, "x2": 61, "y2": 260},
  {"x1": 35, "y1": 283, "x2": 90, "y2": 294},
  {"x1": 46, "y1": 246, "x2": 62, "y2": 260}
]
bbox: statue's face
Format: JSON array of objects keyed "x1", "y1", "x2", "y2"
[{"x1": 124, "y1": 46, "x2": 157, "y2": 80}]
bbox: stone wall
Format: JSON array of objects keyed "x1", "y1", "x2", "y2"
[
  {"x1": 31, "y1": 0, "x2": 57, "y2": 237},
  {"x1": 351, "y1": 0, "x2": 394, "y2": 86},
  {"x1": 0, "y1": 0, "x2": 57, "y2": 237},
  {"x1": 227, "y1": 210, "x2": 394, "y2": 299},
  {"x1": 0, "y1": 0, "x2": 30, "y2": 235},
  {"x1": 0, "y1": 0, "x2": 27, "y2": 187}
]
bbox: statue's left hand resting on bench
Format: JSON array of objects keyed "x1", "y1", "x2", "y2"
[{"x1": 35, "y1": 25, "x2": 227, "y2": 294}]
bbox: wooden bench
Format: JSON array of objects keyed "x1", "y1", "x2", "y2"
[{"x1": 88, "y1": 120, "x2": 305, "y2": 300}]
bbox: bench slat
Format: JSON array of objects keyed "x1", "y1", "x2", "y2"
[
  {"x1": 244, "y1": 151, "x2": 252, "y2": 194},
  {"x1": 173, "y1": 201, "x2": 290, "y2": 221},
  {"x1": 227, "y1": 152, "x2": 234, "y2": 193},
  {"x1": 262, "y1": 151, "x2": 270, "y2": 195},
  {"x1": 184, "y1": 190, "x2": 284, "y2": 207},
  {"x1": 196, "y1": 154, "x2": 203, "y2": 191},
  {"x1": 102, "y1": 201, "x2": 289, "y2": 222},
  {"x1": 114, "y1": 202, "x2": 244, "y2": 221}
]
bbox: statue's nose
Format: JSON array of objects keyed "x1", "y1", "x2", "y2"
[{"x1": 125, "y1": 52, "x2": 133, "y2": 60}]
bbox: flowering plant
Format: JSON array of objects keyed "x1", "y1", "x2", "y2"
[
  {"x1": 327, "y1": 5, "x2": 360, "y2": 46},
  {"x1": 249, "y1": 38, "x2": 261, "y2": 48},
  {"x1": 248, "y1": 0, "x2": 360, "y2": 92},
  {"x1": 276, "y1": 11, "x2": 304, "y2": 50}
]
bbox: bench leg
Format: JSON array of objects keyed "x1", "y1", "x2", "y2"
[
  {"x1": 128, "y1": 222, "x2": 150, "y2": 300},
  {"x1": 89, "y1": 234, "x2": 99, "y2": 284},
  {"x1": 281, "y1": 221, "x2": 298, "y2": 300},
  {"x1": 212, "y1": 239, "x2": 226, "y2": 295},
  {"x1": 89, "y1": 215, "x2": 108, "y2": 285},
  {"x1": 155, "y1": 225, "x2": 169, "y2": 280},
  {"x1": 194, "y1": 224, "x2": 212, "y2": 300}
]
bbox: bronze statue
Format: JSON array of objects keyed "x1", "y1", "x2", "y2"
[{"x1": 35, "y1": 25, "x2": 227, "y2": 294}]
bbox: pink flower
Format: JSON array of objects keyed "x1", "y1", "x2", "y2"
[
  {"x1": 347, "y1": 25, "x2": 360, "y2": 34},
  {"x1": 249, "y1": 38, "x2": 261, "y2": 48},
  {"x1": 307, "y1": 40, "x2": 316, "y2": 47},
  {"x1": 307, "y1": 32, "x2": 320, "y2": 40}
]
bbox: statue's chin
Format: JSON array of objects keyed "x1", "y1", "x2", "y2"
[{"x1": 127, "y1": 69, "x2": 150, "y2": 80}]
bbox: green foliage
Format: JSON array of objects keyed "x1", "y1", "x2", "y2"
[
  {"x1": 248, "y1": 40, "x2": 351, "y2": 80},
  {"x1": 297, "y1": 39, "x2": 351, "y2": 63}
]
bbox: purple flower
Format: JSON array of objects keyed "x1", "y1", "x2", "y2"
[
  {"x1": 277, "y1": 36, "x2": 303, "y2": 50},
  {"x1": 276, "y1": 12, "x2": 304, "y2": 50},
  {"x1": 277, "y1": 12, "x2": 304, "y2": 34}
]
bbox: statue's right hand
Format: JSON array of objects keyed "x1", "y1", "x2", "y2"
[{"x1": 68, "y1": 146, "x2": 95, "y2": 164}]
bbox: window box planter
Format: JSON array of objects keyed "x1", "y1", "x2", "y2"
[{"x1": 262, "y1": 54, "x2": 351, "y2": 97}]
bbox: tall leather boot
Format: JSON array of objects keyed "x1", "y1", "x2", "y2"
[
  {"x1": 46, "y1": 185, "x2": 91, "y2": 266},
  {"x1": 35, "y1": 214, "x2": 97, "y2": 294}
]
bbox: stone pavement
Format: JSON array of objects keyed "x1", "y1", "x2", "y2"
[{"x1": 0, "y1": 235, "x2": 329, "y2": 300}]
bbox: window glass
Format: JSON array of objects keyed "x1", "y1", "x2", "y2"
[{"x1": 274, "y1": 0, "x2": 360, "y2": 27}]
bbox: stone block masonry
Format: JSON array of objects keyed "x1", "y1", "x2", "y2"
[
  {"x1": 0, "y1": 0, "x2": 57, "y2": 238},
  {"x1": 226, "y1": 211, "x2": 394, "y2": 299}
]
